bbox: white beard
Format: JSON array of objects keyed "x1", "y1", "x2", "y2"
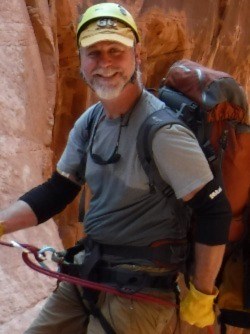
[
  {"x1": 82, "y1": 64, "x2": 142, "y2": 100},
  {"x1": 92, "y1": 74, "x2": 128, "y2": 100}
]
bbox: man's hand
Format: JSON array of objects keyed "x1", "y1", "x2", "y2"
[
  {"x1": 0, "y1": 200, "x2": 38, "y2": 235},
  {"x1": 0, "y1": 221, "x2": 5, "y2": 237},
  {"x1": 180, "y1": 282, "x2": 218, "y2": 328}
]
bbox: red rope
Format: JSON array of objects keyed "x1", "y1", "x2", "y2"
[
  {"x1": 22, "y1": 251, "x2": 177, "y2": 308},
  {"x1": 207, "y1": 326, "x2": 215, "y2": 334}
]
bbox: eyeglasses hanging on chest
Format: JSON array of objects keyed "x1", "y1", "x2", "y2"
[{"x1": 89, "y1": 114, "x2": 123, "y2": 165}]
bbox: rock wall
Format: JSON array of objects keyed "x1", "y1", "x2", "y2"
[
  {"x1": 0, "y1": 0, "x2": 249, "y2": 332},
  {"x1": 0, "y1": 1, "x2": 63, "y2": 332}
]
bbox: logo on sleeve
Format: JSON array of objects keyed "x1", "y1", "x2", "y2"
[{"x1": 209, "y1": 186, "x2": 222, "y2": 199}]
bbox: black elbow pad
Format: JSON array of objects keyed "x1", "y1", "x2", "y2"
[
  {"x1": 19, "y1": 171, "x2": 81, "y2": 223},
  {"x1": 186, "y1": 179, "x2": 232, "y2": 245}
]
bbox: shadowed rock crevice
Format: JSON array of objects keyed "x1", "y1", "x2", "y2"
[{"x1": 139, "y1": 9, "x2": 190, "y2": 88}]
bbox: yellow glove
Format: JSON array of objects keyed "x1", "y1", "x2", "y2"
[
  {"x1": 180, "y1": 282, "x2": 218, "y2": 328},
  {"x1": 0, "y1": 221, "x2": 6, "y2": 237}
]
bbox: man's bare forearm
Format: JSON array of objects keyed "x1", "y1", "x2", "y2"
[
  {"x1": 192, "y1": 242, "x2": 226, "y2": 294},
  {"x1": 0, "y1": 200, "x2": 38, "y2": 234}
]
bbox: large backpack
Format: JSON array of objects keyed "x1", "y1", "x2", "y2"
[{"x1": 137, "y1": 59, "x2": 250, "y2": 333}]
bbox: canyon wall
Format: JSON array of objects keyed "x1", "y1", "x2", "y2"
[{"x1": 0, "y1": 0, "x2": 249, "y2": 332}]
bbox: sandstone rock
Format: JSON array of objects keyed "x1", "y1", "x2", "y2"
[
  {"x1": 0, "y1": 221, "x2": 63, "y2": 333},
  {"x1": 0, "y1": 0, "x2": 60, "y2": 332}
]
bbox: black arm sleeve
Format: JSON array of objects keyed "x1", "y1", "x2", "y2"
[
  {"x1": 19, "y1": 171, "x2": 81, "y2": 224},
  {"x1": 186, "y1": 179, "x2": 232, "y2": 245}
]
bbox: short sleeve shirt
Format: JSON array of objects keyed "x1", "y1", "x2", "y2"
[{"x1": 57, "y1": 90, "x2": 213, "y2": 246}]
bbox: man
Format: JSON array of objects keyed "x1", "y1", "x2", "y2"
[{"x1": 0, "y1": 3, "x2": 231, "y2": 333}]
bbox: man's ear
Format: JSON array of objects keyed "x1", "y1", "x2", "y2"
[{"x1": 134, "y1": 42, "x2": 141, "y2": 65}]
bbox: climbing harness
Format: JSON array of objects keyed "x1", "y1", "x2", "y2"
[
  {"x1": 0, "y1": 239, "x2": 177, "y2": 306},
  {"x1": 0, "y1": 239, "x2": 215, "y2": 334}
]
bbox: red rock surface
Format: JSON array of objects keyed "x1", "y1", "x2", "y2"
[{"x1": 0, "y1": 0, "x2": 249, "y2": 332}]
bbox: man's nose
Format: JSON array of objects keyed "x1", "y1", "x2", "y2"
[{"x1": 98, "y1": 52, "x2": 112, "y2": 67}]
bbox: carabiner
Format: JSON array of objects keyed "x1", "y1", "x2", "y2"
[{"x1": 37, "y1": 246, "x2": 57, "y2": 269}]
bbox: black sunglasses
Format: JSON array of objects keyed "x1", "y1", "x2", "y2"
[{"x1": 89, "y1": 114, "x2": 123, "y2": 165}]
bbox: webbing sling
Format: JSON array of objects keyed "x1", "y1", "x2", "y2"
[
  {"x1": 73, "y1": 284, "x2": 115, "y2": 334},
  {"x1": 59, "y1": 238, "x2": 116, "y2": 334},
  {"x1": 82, "y1": 289, "x2": 116, "y2": 334}
]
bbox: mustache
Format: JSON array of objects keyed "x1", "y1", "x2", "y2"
[{"x1": 92, "y1": 68, "x2": 121, "y2": 77}]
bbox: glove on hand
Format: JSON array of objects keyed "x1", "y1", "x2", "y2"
[
  {"x1": 0, "y1": 222, "x2": 5, "y2": 237},
  {"x1": 180, "y1": 282, "x2": 218, "y2": 328}
]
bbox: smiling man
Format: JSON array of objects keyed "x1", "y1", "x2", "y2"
[
  {"x1": 0, "y1": 3, "x2": 231, "y2": 334},
  {"x1": 79, "y1": 18, "x2": 141, "y2": 102}
]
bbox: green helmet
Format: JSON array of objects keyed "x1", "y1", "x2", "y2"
[{"x1": 77, "y1": 3, "x2": 139, "y2": 43}]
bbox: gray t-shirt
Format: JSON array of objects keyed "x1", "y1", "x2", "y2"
[{"x1": 57, "y1": 90, "x2": 213, "y2": 246}]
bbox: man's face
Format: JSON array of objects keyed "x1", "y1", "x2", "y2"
[{"x1": 80, "y1": 41, "x2": 140, "y2": 100}]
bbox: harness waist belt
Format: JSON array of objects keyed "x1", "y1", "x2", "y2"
[
  {"x1": 99, "y1": 240, "x2": 188, "y2": 266},
  {"x1": 60, "y1": 263, "x2": 178, "y2": 294},
  {"x1": 59, "y1": 236, "x2": 185, "y2": 294},
  {"x1": 96, "y1": 266, "x2": 178, "y2": 293}
]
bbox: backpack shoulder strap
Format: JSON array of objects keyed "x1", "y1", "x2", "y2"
[
  {"x1": 78, "y1": 102, "x2": 103, "y2": 221},
  {"x1": 75, "y1": 102, "x2": 103, "y2": 182},
  {"x1": 137, "y1": 106, "x2": 189, "y2": 195},
  {"x1": 86, "y1": 102, "x2": 103, "y2": 135}
]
